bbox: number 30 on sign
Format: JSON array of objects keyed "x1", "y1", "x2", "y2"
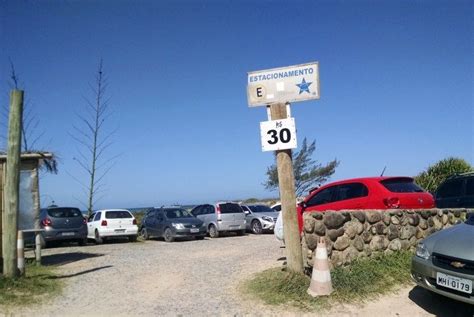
[{"x1": 260, "y1": 118, "x2": 297, "y2": 152}]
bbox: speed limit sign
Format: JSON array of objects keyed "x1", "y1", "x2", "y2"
[{"x1": 260, "y1": 118, "x2": 297, "y2": 152}]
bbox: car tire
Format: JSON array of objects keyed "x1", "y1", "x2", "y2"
[
  {"x1": 236, "y1": 229, "x2": 246, "y2": 236},
  {"x1": 129, "y1": 235, "x2": 137, "y2": 242},
  {"x1": 78, "y1": 238, "x2": 87, "y2": 246},
  {"x1": 140, "y1": 228, "x2": 149, "y2": 240},
  {"x1": 208, "y1": 224, "x2": 219, "y2": 238},
  {"x1": 163, "y1": 228, "x2": 174, "y2": 242},
  {"x1": 94, "y1": 229, "x2": 103, "y2": 244},
  {"x1": 251, "y1": 220, "x2": 263, "y2": 235}
]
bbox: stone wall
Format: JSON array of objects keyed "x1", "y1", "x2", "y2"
[{"x1": 302, "y1": 209, "x2": 469, "y2": 268}]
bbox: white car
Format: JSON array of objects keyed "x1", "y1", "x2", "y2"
[{"x1": 87, "y1": 209, "x2": 138, "y2": 243}]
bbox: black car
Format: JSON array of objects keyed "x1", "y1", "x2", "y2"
[
  {"x1": 435, "y1": 172, "x2": 474, "y2": 208},
  {"x1": 140, "y1": 207, "x2": 206, "y2": 242},
  {"x1": 39, "y1": 206, "x2": 88, "y2": 247}
]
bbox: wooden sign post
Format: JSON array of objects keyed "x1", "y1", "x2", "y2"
[{"x1": 247, "y1": 62, "x2": 320, "y2": 274}]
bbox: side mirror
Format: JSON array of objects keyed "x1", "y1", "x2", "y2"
[
  {"x1": 244, "y1": 210, "x2": 250, "y2": 215},
  {"x1": 299, "y1": 202, "x2": 307, "y2": 210}
]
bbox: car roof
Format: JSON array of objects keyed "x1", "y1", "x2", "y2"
[
  {"x1": 94, "y1": 209, "x2": 131, "y2": 212},
  {"x1": 316, "y1": 176, "x2": 414, "y2": 188}
]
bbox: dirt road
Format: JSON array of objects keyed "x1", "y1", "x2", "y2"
[{"x1": 1, "y1": 234, "x2": 472, "y2": 316}]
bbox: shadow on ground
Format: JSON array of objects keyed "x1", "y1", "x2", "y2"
[
  {"x1": 37, "y1": 252, "x2": 105, "y2": 266},
  {"x1": 48, "y1": 265, "x2": 113, "y2": 279},
  {"x1": 408, "y1": 286, "x2": 474, "y2": 317}
]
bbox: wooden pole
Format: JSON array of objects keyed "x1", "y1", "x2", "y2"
[
  {"x1": 270, "y1": 103, "x2": 304, "y2": 273},
  {"x1": 2, "y1": 90, "x2": 23, "y2": 277}
]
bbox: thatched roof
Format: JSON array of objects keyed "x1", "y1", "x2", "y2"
[{"x1": 0, "y1": 151, "x2": 57, "y2": 173}]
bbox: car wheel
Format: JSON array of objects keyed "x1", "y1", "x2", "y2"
[
  {"x1": 140, "y1": 228, "x2": 149, "y2": 240},
  {"x1": 163, "y1": 228, "x2": 174, "y2": 242},
  {"x1": 236, "y1": 229, "x2": 246, "y2": 236},
  {"x1": 78, "y1": 238, "x2": 87, "y2": 246},
  {"x1": 208, "y1": 224, "x2": 219, "y2": 238},
  {"x1": 251, "y1": 220, "x2": 263, "y2": 234},
  {"x1": 94, "y1": 229, "x2": 103, "y2": 244}
]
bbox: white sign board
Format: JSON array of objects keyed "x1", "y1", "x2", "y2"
[
  {"x1": 260, "y1": 118, "x2": 297, "y2": 152},
  {"x1": 247, "y1": 62, "x2": 319, "y2": 107}
]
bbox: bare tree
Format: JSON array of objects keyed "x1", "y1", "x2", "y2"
[{"x1": 71, "y1": 60, "x2": 117, "y2": 215}]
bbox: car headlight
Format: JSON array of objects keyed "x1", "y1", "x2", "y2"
[
  {"x1": 262, "y1": 216, "x2": 273, "y2": 222},
  {"x1": 416, "y1": 243, "x2": 430, "y2": 260},
  {"x1": 172, "y1": 223, "x2": 185, "y2": 229}
]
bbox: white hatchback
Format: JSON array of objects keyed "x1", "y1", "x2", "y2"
[{"x1": 87, "y1": 209, "x2": 138, "y2": 243}]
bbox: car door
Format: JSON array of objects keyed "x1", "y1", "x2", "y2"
[
  {"x1": 330, "y1": 183, "x2": 370, "y2": 210},
  {"x1": 144, "y1": 210, "x2": 156, "y2": 236},
  {"x1": 155, "y1": 211, "x2": 166, "y2": 237},
  {"x1": 88, "y1": 212, "x2": 101, "y2": 238},
  {"x1": 87, "y1": 213, "x2": 96, "y2": 238}
]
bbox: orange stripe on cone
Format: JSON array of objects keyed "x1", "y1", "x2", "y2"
[{"x1": 307, "y1": 237, "x2": 333, "y2": 297}]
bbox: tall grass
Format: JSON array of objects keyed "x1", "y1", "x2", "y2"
[{"x1": 243, "y1": 251, "x2": 413, "y2": 311}]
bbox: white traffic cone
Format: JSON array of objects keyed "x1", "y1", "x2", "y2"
[{"x1": 307, "y1": 237, "x2": 333, "y2": 297}]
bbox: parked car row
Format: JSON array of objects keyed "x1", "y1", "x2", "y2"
[{"x1": 38, "y1": 202, "x2": 281, "y2": 247}]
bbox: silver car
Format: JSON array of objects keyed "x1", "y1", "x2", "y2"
[
  {"x1": 190, "y1": 202, "x2": 246, "y2": 238},
  {"x1": 241, "y1": 205, "x2": 279, "y2": 234},
  {"x1": 411, "y1": 213, "x2": 474, "y2": 305}
]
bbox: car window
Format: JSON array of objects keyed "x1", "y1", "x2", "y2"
[
  {"x1": 88, "y1": 213, "x2": 95, "y2": 222},
  {"x1": 105, "y1": 211, "x2": 133, "y2": 219},
  {"x1": 164, "y1": 208, "x2": 192, "y2": 218},
  {"x1": 94, "y1": 212, "x2": 101, "y2": 221},
  {"x1": 437, "y1": 179, "x2": 464, "y2": 198},
  {"x1": 146, "y1": 210, "x2": 155, "y2": 218},
  {"x1": 241, "y1": 205, "x2": 251, "y2": 212},
  {"x1": 218, "y1": 203, "x2": 243, "y2": 214},
  {"x1": 380, "y1": 178, "x2": 424, "y2": 193},
  {"x1": 47, "y1": 208, "x2": 82, "y2": 218},
  {"x1": 466, "y1": 178, "x2": 474, "y2": 196},
  {"x1": 191, "y1": 206, "x2": 202, "y2": 216},
  {"x1": 306, "y1": 187, "x2": 335, "y2": 207},
  {"x1": 205, "y1": 205, "x2": 214, "y2": 214},
  {"x1": 249, "y1": 205, "x2": 274, "y2": 213},
  {"x1": 272, "y1": 204, "x2": 281, "y2": 212},
  {"x1": 334, "y1": 183, "x2": 369, "y2": 201}
]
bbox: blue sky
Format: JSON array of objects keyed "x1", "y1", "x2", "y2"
[{"x1": 1, "y1": 0, "x2": 472, "y2": 209}]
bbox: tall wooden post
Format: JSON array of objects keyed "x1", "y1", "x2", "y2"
[
  {"x1": 2, "y1": 90, "x2": 23, "y2": 277},
  {"x1": 270, "y1": 103, "x2": 303, "y2": 273}
]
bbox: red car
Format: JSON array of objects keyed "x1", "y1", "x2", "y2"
[{"x1": 297, "y1": 176, "x2": 434, "y2": 230}]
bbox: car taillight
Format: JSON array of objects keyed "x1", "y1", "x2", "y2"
[
  {"x1": 384, "y1": 197, "x2": 400, "y2": 209},
  {"x1": 41, "y1": 218, "x2": 52, "y2": 227},
  {"x1": 132, "y1": 219, "x2": 137, "y2": 225},
  {"x1": 216, "y1": 205, "x2": 221, "y2": 214},
  {"x1": 101, "y1": 220, "x2": 108, "y2": 226}
]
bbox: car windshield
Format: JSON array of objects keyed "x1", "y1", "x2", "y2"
[
  {"x1": 105, "y1": 211, "x2": 133, "y2": 219},
  {"x1": 249, "y1": 205, "x2": 274, "y2": 213},
  {"x1": 380, "y1": 178, "x2": 424, "y2": 193},
  {"x1": 165, "y1": 209, "x2": 192, "y2": 219},
  {"x1": 47, "y1": 208, "x2": 82, "y2": 218}
]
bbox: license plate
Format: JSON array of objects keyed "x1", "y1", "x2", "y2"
[
  {"x1": 61, "y1": 232, "x2": 75, "y2": 236},
  {"x1": 114, "y1": 229, "x2": 126, "y2": 233},
  {"x1": 190, "y1": 228, "x2": 199, "y2": 233},
  {"x1": 436, "y1": 272, "x2": 472, "y2": 294}
]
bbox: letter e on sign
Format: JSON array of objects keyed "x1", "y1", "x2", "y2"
[{"x1": 260, "y1": 118, "x2": 297, "y2": 152}]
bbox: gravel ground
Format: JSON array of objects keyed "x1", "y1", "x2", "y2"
[
  {"x1": 3, "y1": 234, "x2": 288, "y2": 316},
  {"x1": 2, "y1": 234, "x2": 471, "y2": 317}
]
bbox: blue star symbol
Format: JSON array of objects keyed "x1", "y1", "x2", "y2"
[{"x1": 296, "y1": 78, "x2": 312, "y2": 94}]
